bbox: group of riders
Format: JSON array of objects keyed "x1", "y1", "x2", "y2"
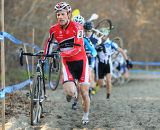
[{"x1": 43, "y1": 2, "x2": 133, "y2": 125}]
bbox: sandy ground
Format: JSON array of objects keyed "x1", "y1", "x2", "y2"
[{"x1": 1, "y1": 73, "x2": 160, "y2": 130}]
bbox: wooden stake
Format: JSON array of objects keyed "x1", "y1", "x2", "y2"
[
  {"x1": 32, "y1": 28, "x2": 35, "y2": 74},
  {"x1": 1, "y1": 0, "x2": 5, "y2": 129}
]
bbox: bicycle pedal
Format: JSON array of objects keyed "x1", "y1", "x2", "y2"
[
  {"x1": 44, "y1": 95, "x2": 47, "y2": 100},
  {"x1": 26, "y1": 92, "x2": 30, "y2": 98}
]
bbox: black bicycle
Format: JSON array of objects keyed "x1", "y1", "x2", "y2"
[
  {"x1": 19, "y1": 48, "x2": 61, "y2": 125},
  {"x1": 95, "y1": 18, "x2": 113, "y2": 30}
]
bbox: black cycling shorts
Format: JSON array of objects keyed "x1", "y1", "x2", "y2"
[{"x1": 97, "y1": 61, "x2": 111, "y2": 79}]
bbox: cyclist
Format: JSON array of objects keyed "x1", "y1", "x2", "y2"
[
  {"x1": 95, "y1": 27, "x2": 132, "y2": 99},
  {"x1": 112, "y1": 49, "x2": 130, "y2": 83},
  {"x1": 72, "y1": 15, "x2": 97, "y2": 109},
  {"x1": 111, "y1": 49, "x2": 126, "y2": 84},
  {"x1": 43, "y1": 2, "x2": 90, "y2": 124},
  {"x1": 83, "y1": 21, "x2": 101, "y2": 94}
]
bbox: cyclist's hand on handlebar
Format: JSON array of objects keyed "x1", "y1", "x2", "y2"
[
  {"x1": 39, "y1": 50, "x2": 44, "y2": 53},
  {"x1": 41, "y1": 60, "x2": 45, "y2": 67},
  {"x1": 126, "y1": 60, "x2": 133, "y2": 69},
  {"x1": 87, "y1": 53, "x2": 92, "y2": 57}
]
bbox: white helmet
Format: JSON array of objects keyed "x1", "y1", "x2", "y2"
[
  {"x1": 54, "y1": 2, "x2": 72, "y2": 13},
  {"x1": 99, "y1": 27, "x2": 110, "y2": 36},
  {"x1": 73, "y1": 15, "x2": 85, "y2": 25}
]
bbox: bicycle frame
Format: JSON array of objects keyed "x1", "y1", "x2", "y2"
[{"x1": 35, "y1": 57, "x2": 46, "y2": 102}]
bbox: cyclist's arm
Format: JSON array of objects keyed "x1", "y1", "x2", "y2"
[
  {"x1": 84, "y1": 37, "x2": 97, "y2": 57},
  {"x1": 117, "y1": 47, "x2": 128, "y2": 60},
  {"x1": 43, "y1": 27, "x2": 57, "y2": 60},
  {"x1": 111, "y1": 40, "x2": 132, "y2": 68},
  {"x1": 109, "y1": 39, "x2": 127, "y2": 60}
]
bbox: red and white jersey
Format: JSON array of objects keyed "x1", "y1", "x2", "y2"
[
  {"x1": 44, "y1": 21, "x2": 87, "y2": 61},
  {"x1": 44, "y1": 21, "x2": 89, "y2": 84}
]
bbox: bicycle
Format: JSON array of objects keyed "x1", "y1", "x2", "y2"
[{"x1": 19, "y1": 48, "x2": 61, "y2": 125}]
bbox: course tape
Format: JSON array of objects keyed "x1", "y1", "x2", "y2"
[
  {"x1": 132, "y1": 61, "x2": 160, "y2": 66},
  {"x1": 129, "y1": 70, "x2": 160, "y2": 74},
  {"x1": 0, "y1": 32, "x2": 40, "y2": 51},
  {"x1": 0, "y1": 79, "x2": 32, "y2": 99}
]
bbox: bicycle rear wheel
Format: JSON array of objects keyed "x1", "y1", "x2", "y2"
[
  {"x1": 95, "y1": 19, "x2": 113, "y2": 30},
  {"x1": 112, "y1": 36, "x2": 124, "y2": 48},
  {"x1": 30, "y1": 74, "x2": 43, "y2": 125},
  {"x1": 48, "y1": 54, "x2": 61, "y2": 91}
]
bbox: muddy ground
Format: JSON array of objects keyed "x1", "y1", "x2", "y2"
[{"x1": 2, "y1": 74, "x2": 160, "y2": 130}]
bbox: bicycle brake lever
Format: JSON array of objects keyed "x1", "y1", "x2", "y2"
[{"x1": 19, "y1": 48, "x2": 24, "y2": 66}]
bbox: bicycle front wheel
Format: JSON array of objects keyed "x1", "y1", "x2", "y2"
[
  {"x1": 30, "y1": 74, "x2": 43, "y2": 125},
  {"x1": 48, "y1": 54, "x2": 61, "y2": 91}
]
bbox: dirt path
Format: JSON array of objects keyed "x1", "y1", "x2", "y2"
[{"x1": 2, "y1": 74, "x2": 160, "y2": 129}]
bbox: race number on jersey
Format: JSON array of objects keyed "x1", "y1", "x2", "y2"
[{"x1": 77, "y1": 30, "x2": 83, "y2": 38}]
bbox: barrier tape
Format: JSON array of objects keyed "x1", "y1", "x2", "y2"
[
  {"x1": 129, "y1": 70, "x2": 160, "y2": 74},
  {"x1": 130, "y1": 61, "x2": 160, "y2": 74},
  {"x1": 0, "y1": 79, "x2": 32, "y2": 99},
  {"x1": 132, "y1": 61, "x2": 160, "y2": 66},
  {"x1": 0, "y1": 31, "x2": 40, "y2": 51},
  {"x1": 0, "y1": 32, "x2": 40, "y2": 100}
]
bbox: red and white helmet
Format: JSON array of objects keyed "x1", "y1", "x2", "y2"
[{"x1": 54, "y1": 2, "x2": 72, "y2": 13}]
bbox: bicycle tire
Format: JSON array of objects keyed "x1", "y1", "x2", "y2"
[
  {"x1": 95, "y1": 19, "x2": 113, "y2": 30},
  {"x1": 48, "y1": 54, "x2": 61, "y2": 91},
  {"x1": 30, "y1": 74, "x2": 43, "y2": 125},
  {"x1": 112, "y1": 36, "x2": 124, "y2": 48}
]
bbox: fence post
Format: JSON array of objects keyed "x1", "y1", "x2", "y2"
[
  {"x1": 1, "y1": 0, "x2": 6, "y2": 129},
  {"x1": 32, "y1": 28, "x2": 35, "y2": 74}
]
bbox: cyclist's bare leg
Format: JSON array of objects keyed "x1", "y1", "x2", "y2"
[
  {"x1": 76, "y1": 82, "x2": 81, "y2": 100},
  {"x1": 97, "y1": 79, "x2": 104, "y2": 88},
  {"x1": 89, "y1": 68, "x2": 96, "y2": 88},
  {"x1": 124, "y1": 69, "x2": 129, "y2": 81},
  {"x1": 80, "y1": 84, "x2": 90, "y2": 112},
  {"x1": 105, "y1": 73, "x2": 112, "y2": 99},
  {"x1": 60, "y1": 72, "x2": 64, "y2": 85},
  {"x1": 80, "y1": 84, "x2": 90, "y2": 123},
  {"x1": 88, "y1": 67, "x2": 96, "y2": 96},
  {"x1": 63, "y1": 81, "x2": 77, "y2": 101}
]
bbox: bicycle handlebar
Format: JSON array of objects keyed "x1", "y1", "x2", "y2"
[
  {"x1": 92, "y1": 26, "x2": 115, "y2": 36},
  {"x1": 19, "y1": 48, "x2": 59, "y2": 66},
  {"x1": 22, "y1": 52, "x2": 58, "y2": 57}
]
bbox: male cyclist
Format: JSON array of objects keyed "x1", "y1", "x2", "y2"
[
  {"x1": 83, "y1": 21, "x2": 101, "y2": 94},
  {"x1": 95, "y1": 28, "x2": 132, "y2": 99},
  {"x1": 43, "y1": 2, "x2": 90, "y2": 124}
]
